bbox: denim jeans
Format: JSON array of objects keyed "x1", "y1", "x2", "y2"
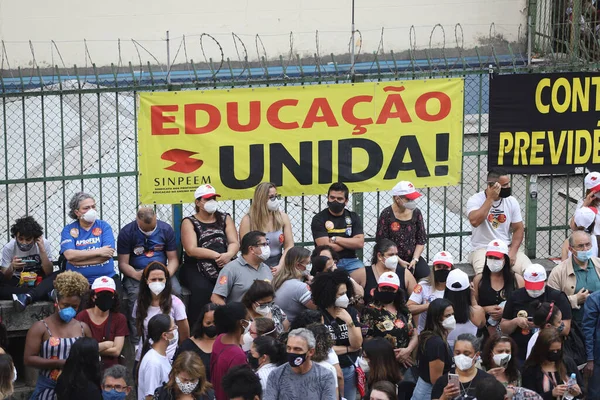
[
  {"x1": 342, "y1": 365, "x2": 357, "y2": 400},
  {"x1": 410, "y1": 377, "x2": 432, "y2": 400}
]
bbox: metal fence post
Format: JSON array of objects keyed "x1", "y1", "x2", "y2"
[
  {"x1": 572, "y1": 0, "x2": 582, "y2": 61},
  {"x1": 525, "y1": 175, "x2": 538, "y2": 259},
  {"x1": 353, "y1": 192, "x2": 364, "y2": 261}
]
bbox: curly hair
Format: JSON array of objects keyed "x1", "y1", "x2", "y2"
[
  {"x1": 54, "y1": 271, "x2": 90, "y2": 299},
  {"x1": 10, "y1": 216, "x2": 44, "y2": 239},
  {"x1": 68, "y1": 192, "x2": 94, "y2": 220},
  {"x1": 306, "y1": 323, "x2": 334, "y2": 362},
  {"x1": 310, "y1": 270, "x2": 356, "y2": 309}
]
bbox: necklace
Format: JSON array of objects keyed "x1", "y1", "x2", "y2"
[
  {"x1": 491, "y1": 198, "x2": 503, "y2": 208},
  {"x1": 459, "y1": 372, "x2": 476, "y2": 397}
]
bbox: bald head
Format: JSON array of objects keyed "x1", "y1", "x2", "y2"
[
  {"x1": 137, "y1": 207, "x2": 157, "y2": 232},
  {"x1": 569, "y1": 230, "x2": 592, "y2": 248}
]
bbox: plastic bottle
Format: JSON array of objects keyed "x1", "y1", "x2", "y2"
[{"x1": 563, "y1": 373, "x2": 577, "y2": 400}]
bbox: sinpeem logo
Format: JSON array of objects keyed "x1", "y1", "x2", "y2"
[{"x1": 161, "y1": 149, "x2": 204, "y2": 173}]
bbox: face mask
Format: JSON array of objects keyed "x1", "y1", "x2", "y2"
[
  {"x1": 526, "y1": 288, "x2": 545, "y2": 298},
  {"x1": 203, "y1": 200, "x2": 218, "y2": 214},
  {"x1": 242, "y1": 331, "x2": 254, "y2": 352},
  {"x1": 255, "y1": 304, "x2": 271, "y2": 317},
  {"x1": 327, "y1": 200, "x2": 345, "y2": 214},
  {"x1": 138, "y1": 225, "x2": 157, "y2": 237},
  {"x1": 57, "y1": 304, "x2": 77, "y2": 323},
  {"x1": 82, "y1": 209, "x2": 98, "y2": 223},
  {"x1": 335, "y1": 294, "x2": 349, "y2": 308},
  {"x1": 267, "y1": 198, "x2": 280, "y2": 212},
  {"x1": 358, "y1": 357, "x2": 370, "y2": 373},
  {"x1": 442, "y1": 315, "x2": 456, "y2": 331},
  {"x1": 242, "y1": 320, "x2": 252, "y2": 335},
  {"x1": 16, "y1": 241, "x2": 34, "y2": 252},
  {"x1": 576, "y1": 248, "x2": 594, "y2": 262},
  {"x1": 167, "y1": 330, "x2": 178, "y2": 346},
  {"x1": 384, "y1": 255, "x2": 399, "y2": 270},
  {"x1": 148, "y1": 281, "x2": 166, "y2": 296},
  {"x1": 257, "y1": 245, "x2": 271, "y2": 261},
  {"x1": 487, "y1": 258, "x2": 505, "y2": 273},
  {"x1": 454, "y1": 354, "x2": 475, "y2": 371},
  {"x1": 175, "y1": 376, "x2": 198, "y2": 394},
  {"x1": 374, "y1": 290, "x2": 396, "y2": 304},
  {"x1": 204, "y1": 325, "x2": 217, "y2": 338},
  {"x1": 499, "y1": 187, "x2": 512, "y2": 198},
  {"x1": 247, "y1": 353, "x2": 260, "y2": 370},
  {"x1": 404, "y1": 201, "x2": 417, "y2": 210},
  {"x1": 557, "y1": 321, "x2": 565, "y2": 333},
  {"x1": 547, "y1": 350, "x2": 562, "y2": 362},
  {"x1": 493, "y1": 353, "x2": 511, "y2": 367},
  {"x1": 102, "y1": 390, "x2": 127, "y2": 400},
  {"x1": 95, "y1": 292, "x2": 114, "y2": 312},
  {"x1": 287, "y1": 352, "x2": 307, "y2": 368},
  {"x1": 434, "y1": 269, "x2": 450, "y2": 282}
]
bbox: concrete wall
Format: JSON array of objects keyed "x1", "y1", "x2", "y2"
[{"x1": 0, "y1": 0, "x2": 527, "y2": 68}]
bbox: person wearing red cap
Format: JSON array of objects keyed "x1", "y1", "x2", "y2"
[
  {"x1": 466, "y1": 168, "x2": 531, "y2": 275},
  {"x1": 571, "y1": 171, "x2": 600, "y2": 235},
  {"x1": 561, "y1": 206, "x2": 599, "y2": 260},
  {"x1": 375, "y1": 181, "x2": 429, "y2": 282}
]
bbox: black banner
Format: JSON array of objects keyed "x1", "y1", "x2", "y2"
[{"x1": 489, "y1": 72, "x2": 600, "y2": 174}]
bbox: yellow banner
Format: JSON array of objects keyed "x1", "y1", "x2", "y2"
[{"x1": 138, "y1": 79, "x2": 464, "y2": 203}]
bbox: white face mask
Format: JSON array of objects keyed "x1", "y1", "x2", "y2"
[
  {"x1": 257, "y1": 245, "x2": 271, "y2": 261},
  {"x1": 404, "y1": 201, "x2": 417, "y2": 210},
  {"x1": 203, "y1": 200, "x2": 218, "y2": 214},
  {"x1": 139, "y1": 225, "x2": 157, "y2": 237},
  {"x1": 454, "y1": 354, "x2": 475, "y2": 371},
  {"x1": 384, "y1": 255, "x2": 399, "y2": 270},
  {"x1": 487, "y1": 258, "x2": 505, "y2": 273},
  {"x1": 167, "y1": 329, "x2": 178, "y2": 346},
  {"x1": 442, "y1": 315, "x2": 456, "y2": 331},
  {"x1": 267, "y1": 198, "x2": 280, "y2": 212},
  {"x1": 148, "y1": 281, "x2": 166, "y2": 296},
  {"x1": 493, "y1": 353, "x2": 511, "y2": 367},
  {"x1": 255, "y1": 304, "x2": 271, "y2": 317},
  {"x1": 526, "y1": 288, "x2": 545, "y2": 298},
  {"x1": 175, "y1": 376, "x2": 199, "y2": 395},
  {"x1": 242, "y1": 331, "x2": 254, "y2": 352},
  {"x1": 81, "y1": 209, "x2": 97, "y2": 223},
  {"x1": 335, "y1": 294, "x2": 349, "y2": 308},
  {"x1": 358, "y1": 357, "x2": 370, "y2": 373}
]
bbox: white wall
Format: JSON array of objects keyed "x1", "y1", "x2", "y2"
[{"x1": 0, "y1": 0, "x2": 527, "y2": 68}]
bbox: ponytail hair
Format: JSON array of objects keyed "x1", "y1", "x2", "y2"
[{"x1": 139, "y1": 314, "x2": 172, "y2": 365}]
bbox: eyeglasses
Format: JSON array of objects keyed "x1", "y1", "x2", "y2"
[
  {"x1": 254, "y1": 242, "x2": 269, "y2": 248},
  {"x1": 103, "y1": 384, "x2": 128, "y2": 392},
  {"x1": 255, "y1": 301, "x2": 274, "y2": 308},
  {"x1": 572, "y1": 243, "x2": 592, "y2": 250},
  {"x1": 168, "y1": 325, "x2": 178, "y2": 332}
]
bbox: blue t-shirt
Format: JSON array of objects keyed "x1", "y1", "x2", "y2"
[
  {"x1": 60, "y1": 219, "x2": 116, "y2": 283},
  {"x1": 117, "y1": 220, "x2": 177, "y2": 270}
]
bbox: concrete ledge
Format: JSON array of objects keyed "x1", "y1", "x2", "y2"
[{"x1": 0, "y1": 301, "x2": 54, "y2": 336}]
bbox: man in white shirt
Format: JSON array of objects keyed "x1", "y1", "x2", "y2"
[{"x1": 465, "y1": 168, "x2": 531, "y2": 275}]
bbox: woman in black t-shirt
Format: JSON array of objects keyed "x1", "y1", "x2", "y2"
[
  {"x1": 410, "y1": 298, "x2": 454, "y2": 400},
  {"x1": 311, "y1": 270, "x2": 363, "y2": 400},
  {"x1": 431, "y1": 333, "x2": 492, "y2": 400}
]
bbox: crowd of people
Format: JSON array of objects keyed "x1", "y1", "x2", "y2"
[{"x1": 1, "y1": 169, "x2": 600, "y2": 399}]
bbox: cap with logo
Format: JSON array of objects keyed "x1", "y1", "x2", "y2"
[
  {"x1": 390, "y1": 181, "x2": 421, "y2": 200},
  {"x1": 378, "y1": 272, "x2": 400, "y2": 290},
  {"x1": 574, "y1": 206, "x2": 597, "y2": 228},
  {"x1": 194, "y1": 184, "x2": 221, "y2": 200},
  {"x1": 523, "y1": 264, "x2": 547, "y2": 291},
  {"x1": 91, "y1": 276, "x2": 116, "y2": 293},
  {"x1": 585, "y1": 172, "x2": 600, "y2": 192},
  {"x1": 486, "y1": 239, "x2": 509, "y2": 258},
  {"x1": 432, "y1": 251, "x2": 454, "y2": 267},
  {"x1": 445, "y1": 269, "x2": 469, "y2": 292}
]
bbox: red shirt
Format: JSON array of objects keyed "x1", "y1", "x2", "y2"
[
  {"x1": 210, "y1": 334, "x2": 247, "y2": 400},
  {"x1": 75, "y1": 309, "x2": 129, "y2": 369}
]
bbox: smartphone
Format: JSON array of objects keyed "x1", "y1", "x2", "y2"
[
  {"x1": 527, "y1": 317, "x2": 533, "y2": 322},
  {"x1": 21, "y1": 259, "x2": 37, "y2": 264},
  {"x1": 448, "y1": 373, "x2": 460, "y2": 388},
  {"x1": 499, "y1": 355, "x2": 511, "y2": 368}
]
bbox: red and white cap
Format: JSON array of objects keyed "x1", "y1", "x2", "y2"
[
  {"x1": 574, "y1": 206, "x2": 597, "y2": 228},
  {"x1": 585, "y1": 172, "x2": 600, "y2": 191},
  {"x1": 432, "y1": 251, "x2": 454, "y2": 267},
  {"x1": 523, "y1": 264, "x2": 547, "y2": 291},
  {"x1": 486, "y1": 239, "x2": 509, "y2": 258},
  {"x1": 390, "y1": 181, "x2": 421, "y2": 200},
  {"x1": 194, "y1": 184, "x2": 221, "y2": 199},
  {"x1": 378, "y1": 272, "x2": 400, "y2": 290},
  {"x1": 91, "y1": 276, "x2": 116, "y2": 293},
  {"x1": 446, "y1": 269, "x2": 469, "y2": 292}
]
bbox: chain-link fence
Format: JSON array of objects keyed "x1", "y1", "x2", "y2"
[{"x1": 0, "y1": 23, "x2": 589, "y2": 266}]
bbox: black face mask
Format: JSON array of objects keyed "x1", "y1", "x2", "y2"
[
  {"x1": 327, "y1": 201, "x2": 345, "y2": 214},
  {"x1": 287, "y1": 352, "x2": 307, "y2": 368},
  {"x1": 547, "y1": 350, "x2": 562, "y2": 362},
  {"x1": 204, "y1": 325, "x2": 217, "y2": 338},
  {"x1": 374, "y1": 290, "x2": 397, "y2": 304},
  {"x1": 434, "y1": 269, "x2": 450, "y2": 283},
  {"x1": 95, "y1": 292, "x2": 114, "y2": 312},
  {"x1": 247, "y1": 353, "x2": 260, "y2": 370},
  {"x1": 499, "y1": 187, "x2": 512, "y2": 198}
]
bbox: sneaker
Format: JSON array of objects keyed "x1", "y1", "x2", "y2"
[{"x1": 12, "y1": 293, "x2": 31, "y2": 312}]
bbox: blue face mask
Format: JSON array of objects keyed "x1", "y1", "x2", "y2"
[
  {"x1": 57, "y1": 305, "x2": 77, "y2": 323},
  {"x1": 576, "y1": 249, "x2": 594, "y2": 262},
  {"x1": 102, "y1": 390, "x2": 127, "y2": 400}
]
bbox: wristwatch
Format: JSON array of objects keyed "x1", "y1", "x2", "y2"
[{"x1": 347, "y1": 321, "x2": 355, "y2": 328}]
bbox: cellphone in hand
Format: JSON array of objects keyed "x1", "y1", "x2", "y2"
[
  {"x1": 21, "y1": 259, "x2": 37, "y2": 264},
  {"x1": 499, "y1": 355, "x2": 511, "y2": 368},
  {"x1": 448, "y1": 373, "x2": 460, "y2": 387}
]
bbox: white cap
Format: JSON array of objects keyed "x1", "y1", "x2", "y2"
[
  {"x1": 432, "y1": 251, "x2": 454, "y2": 267},
  {"x1": 585, "y1": 172, "x2": 600, "y2": 191},
  {"x1": 378, "y1": 272, "x2": 400, "y2": 290},
  {"x1": 91, "y1": 276, "x2": 116, "y2": 293},
  {"x1": 194, "y1": 184, "x2": 220, "y2": 200},
  {"x1": 574, "y1": 207, "x2": 597, "y2": 228},
  {"x1": 446, "y1": 269, "x2": 469, "y2": 292},
  {"x1": 390, "y1": 181, "x2": 421, "y2": 200},
  {"x1": 486, "y1": 239, "x2": 509, "y2": 258},
  {"x1": 523, "y1": 264, "x2": 547, "y2": 291}
]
